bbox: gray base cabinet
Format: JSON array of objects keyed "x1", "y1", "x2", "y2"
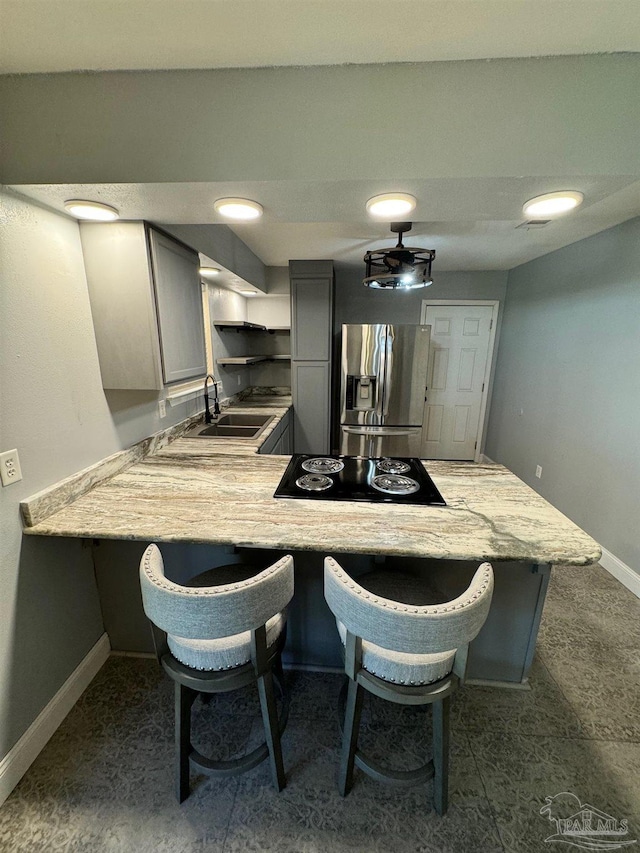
[
  {"x1": 91, "y1": 540, "x2": 552, "y2": 684},
  {"x1": 259, "y1": 410, "x2": 292, "y2": 455},
  {"x1": 277, "y1": 422, "x2": 292, "y2": 455},
  {"x1": 289, "y1": 260, "x2": 334, "y2": 454},
  {"x1": 291, "y1": 362, "x2": 331, "y2": 454},
  {"x1": 80, "y1": 222, "x2": 206, "y2": 390}
]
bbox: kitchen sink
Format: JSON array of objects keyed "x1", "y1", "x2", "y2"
[
  {"x1": 215, "y1": 413, "x2": 272, "y2": 427},
  {"x1": 183, "y1": 414, "x2": 275, "y2": 440},
  {"x1": 194, "y1": 425, "x2": 262, "y2": 438}
]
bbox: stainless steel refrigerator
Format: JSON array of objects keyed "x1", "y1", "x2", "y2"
[{"x1": 339, "y1": 323, "x2": 431, "y2": 457}]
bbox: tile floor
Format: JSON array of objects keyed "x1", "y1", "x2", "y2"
[{"x1": 1, "y1": 562, "x2": 639, "y2": 852}]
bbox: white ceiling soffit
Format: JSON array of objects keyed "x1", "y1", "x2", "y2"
[
  {"x1": 1, "y1": 0, "x2": 640, "y2": 74},
  {"x1": 12, "y1": 177, "x2": 640, "y2": 270}
]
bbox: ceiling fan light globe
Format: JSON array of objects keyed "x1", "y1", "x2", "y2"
[{"x1": 363, "y1": 272, "x2": 433, "y2": 289}]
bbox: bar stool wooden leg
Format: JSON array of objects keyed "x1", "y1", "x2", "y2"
[
  {"x1": 339, "y1": 678, "x2": 364, "y2": 797},
  {"x1": 176, "y1": 683, "x2": 195, "y2": 803},
  {"x1": 432, "y1": 695, "x2": 450, "y2": 815},
  {"x1": 273, "y1": 654, "x2": 286, "y2": 692},
  {"x1": 257, "y1": 669, "x2": 286, "y2": 792}
]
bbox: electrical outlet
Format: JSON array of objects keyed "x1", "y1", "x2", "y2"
[
  {"x1": 535, "y1": 465, "x2": 542, "y2": 479},
  {"x1": 158, "y1": 399, "x2": 167, "y2": 418},
  {"x1": 0, "y1": 449, "x2": 23, "y2": 486}
]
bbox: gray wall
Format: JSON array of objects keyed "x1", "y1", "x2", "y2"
[
  {"x1": 207, "y1": 284, "x2": 291, "y2": 396},
  {"x1": 0, "y1": 190, "x2": 204, "y2": 761},
  {"x1": 207, "y1": 281, "x2": 253, "y2": 400},
  {"x1": 162, "y1": 224, "x2": 267, "y2": 292},
  {"x1": 334, "y1": 266, "x2": 508, "y2": 453},
  {"x1": 335, "y1": 266, "x2": 507, "y2": 325},
  {"x1": 1, "y1": 56, "x2": 638, "y2": 184},
  {"x1": 485, "y1": 217, "x2": 640, "y2": 576}
]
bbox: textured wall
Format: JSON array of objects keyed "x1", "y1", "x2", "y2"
[
  {"x1": 162, "y1": 224, "x2": 267, "y2": 292},
  {"x1": 0, "y1": 190, "x2": 202, "y2": 760},
  {"x1": 335, "y1": 266, "x2": 507, "y2": 326},
  {"x1": 208, "y1": 282, "x2": 252, "y2": 398},
  {"x1": 333, "y1": 267, "x2": 508, "y2": 454},
  {"x1": 485, "y1": 217, "x2": 640, "y2": 575},
  {"x1": 1, "y1": 56, "x2": 638, "y2": 184}
]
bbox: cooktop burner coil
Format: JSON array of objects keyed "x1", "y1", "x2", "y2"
[
  {"x1": 376, "y1": 458, "x2": 411, "y2": 474},
  {"x1": 296, "y1": 473, "x2": 334, "y2": 492},
  {"x1": 370, "y1": 474, "x2": 420, "y2": 495},
  {"x1": 301, "y1": 457, "x2": 345, "y2": 474}
]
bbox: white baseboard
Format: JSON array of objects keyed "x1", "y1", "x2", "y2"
[
  {"x1": 479, "y1": 453, "x2": 496, "y2": 464},
  {"x1": 0, "y1": 632, "x2": 110, "y2": 807},
  {"x1": 599, "y1": 547, "x2": 640, "y2": 599}
]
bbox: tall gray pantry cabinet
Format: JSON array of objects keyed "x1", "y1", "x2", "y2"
[
  {"x1": 289, "y1": 260, "x2": 334, "y2": 454},
  {"x1": 80, "y1": 222, "x2": 206, "y2": 390}
]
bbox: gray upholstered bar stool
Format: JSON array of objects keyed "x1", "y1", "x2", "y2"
[
  {"x1": 324, "y1": 556, "x2": 494, "y2": 814},
  {"x1": 139, "y1": 544, "x2": 294, "y2": 802}
]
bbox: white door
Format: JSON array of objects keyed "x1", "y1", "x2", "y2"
[{"x1": 421, "y1": 304, "x2": 494, "y2": 460}]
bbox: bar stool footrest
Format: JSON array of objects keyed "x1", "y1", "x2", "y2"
[
  {"x1": 188, "y1": 670, "x2": 289, "y2": 779},
  {"x1": 190, "y1": 743, "x2": 270, "y2": 777},
  {"x1": 355, "y1": 751, "x2": 435, "y2": 787}
]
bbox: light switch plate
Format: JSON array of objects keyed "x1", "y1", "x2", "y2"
[{"x1": 0, "y1": 449, "x2": 23, "y2": 486}]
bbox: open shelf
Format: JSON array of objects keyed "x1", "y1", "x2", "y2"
[
  {"x1": 215, "y1": 321, "x2": 267, "y2": 331},
  {"x1": 216, "y1": 356, "x2": 267, "y2": 365},
  {"x1": 214, "y1": 321, "x2": 290, "y2": 334},
  {"x1": 216, "y1": 354, "x2": 292, "y2": 366}
]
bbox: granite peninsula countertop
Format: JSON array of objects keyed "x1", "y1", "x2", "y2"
[{"x1": 22, "y1": 398, "x2": 601, "y2": 566}]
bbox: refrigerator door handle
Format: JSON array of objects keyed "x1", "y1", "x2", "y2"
[
  {"x1": 341, "y1": 426, "x2": 421, "y2": 436},
  {"x1": 380, "y1": 323, "x2": 391, "y2": 419},
  {"x1": 377, "y1": 324, "x2": 388, "y2": 421}
]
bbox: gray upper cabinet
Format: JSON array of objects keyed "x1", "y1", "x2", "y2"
[
  {"x1": 147, "y1": 228, "x2": 206, "y2": 384},
  {"x1": 291, "y1": 276, "x2": 333, "y2": 361},
  {"x1": 80, "y1": 222, "x2": 206, "y2": 390},
  {"x1": 289, "y1": 260, "x2": 334, "y2": 453}
]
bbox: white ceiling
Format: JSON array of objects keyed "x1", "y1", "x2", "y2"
[
  {"x1": 1, "y1": 0, "x2": 640, "y2": 74},
  {"x1": 13, "y1": 177, "x2": 640, "y2": 270},
  {"x1": 4, "y1": 1, "x2": 640, "y2": 272}
]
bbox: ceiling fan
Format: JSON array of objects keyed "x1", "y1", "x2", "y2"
[{"x1": 363, "y1": 222, "x2": 435, "y2": 289}]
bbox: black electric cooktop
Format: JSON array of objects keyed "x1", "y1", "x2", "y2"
[{"x1": 273, "y1": 455, "x2": 446, "y2": 506}]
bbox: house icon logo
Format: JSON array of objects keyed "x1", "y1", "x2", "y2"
[{"x1": 541, "y1": 792, "x2": 637, "y2": 850}]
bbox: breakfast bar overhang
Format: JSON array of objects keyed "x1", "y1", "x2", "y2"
[{"x1": 21, "y1": 437, "x2": 602, "y2": 688}]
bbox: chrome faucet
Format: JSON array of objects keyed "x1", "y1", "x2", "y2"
[{"x1": 203, "y1": 374, "x2": 220, "y2": 423}]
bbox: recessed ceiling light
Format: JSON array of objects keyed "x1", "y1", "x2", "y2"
[
  {"x1": 198, "y1": 266, "x2": 221, "y2": 278},
  {"x1": 64, "y1": 199, "x2": 119, "y2": 221},
  {"x1": 366, "y1": 193, "x2": 417, "y2": 219},
  {"x1": 522, "y1": 191, "x2": 584, "y2": 218},
  {"x1": 213, "y1": 198, "x2": 263, "y2": 220}
]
